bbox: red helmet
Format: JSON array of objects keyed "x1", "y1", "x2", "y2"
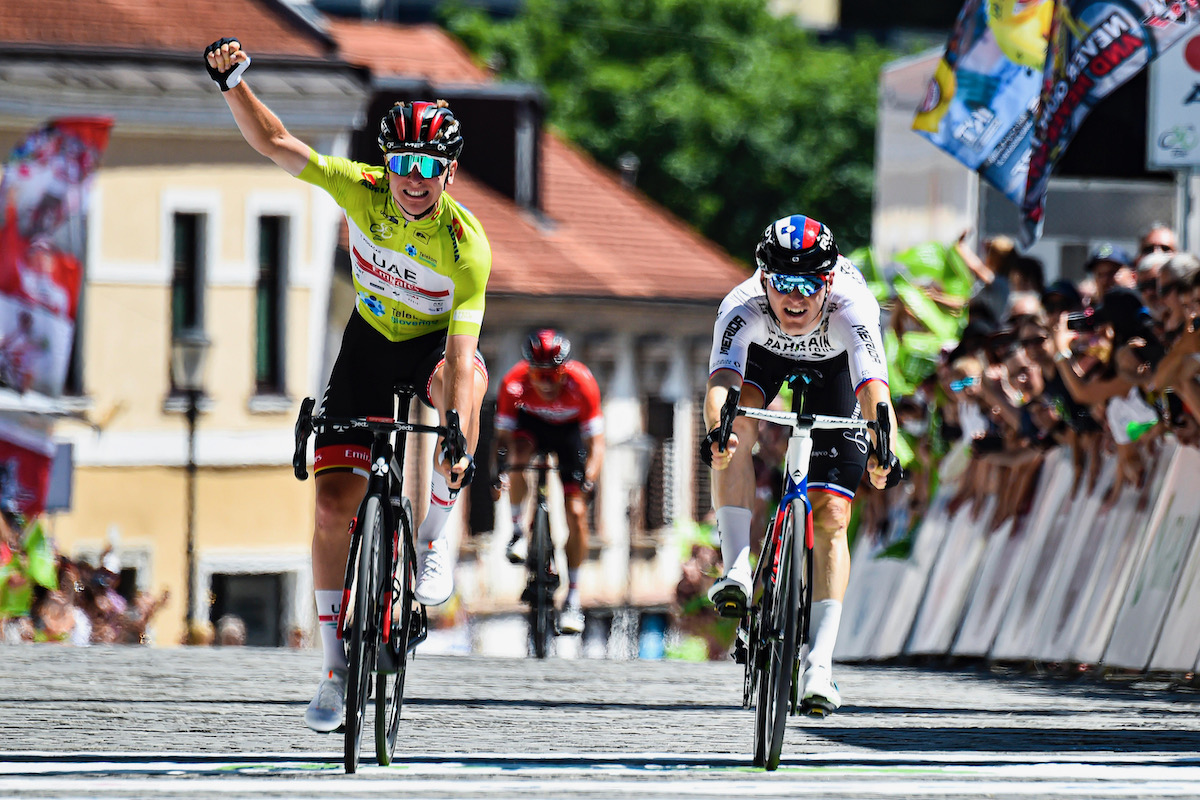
[
  {"x1": 377, "y1": 100, "x2": 464, "y2": 161},
  {"x1": 522, "y1": 329, "x2": 571, "y2": 369}
]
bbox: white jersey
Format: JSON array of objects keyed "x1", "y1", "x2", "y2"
[{"x1": 708, "y1": 256, "x2": 889, "y2": 392}]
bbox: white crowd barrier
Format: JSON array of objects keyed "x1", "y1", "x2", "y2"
[{"x1": 836, "y1": 437, "x2": 1200, "y2": 675}]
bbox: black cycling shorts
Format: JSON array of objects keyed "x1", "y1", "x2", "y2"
[
  {"x1": 314, "y1": 313, "x2": 487, "y2": 476},
  {"x1": 743, "y1": 346, "x2": 868, "y2": 500},
  {"x1": 512, "y1": 410, "x2": 588, "y2": 492}
]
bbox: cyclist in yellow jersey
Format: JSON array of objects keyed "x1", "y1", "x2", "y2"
[{"x1": 205, "y1": 38, "x2": 491, "y2": 732}]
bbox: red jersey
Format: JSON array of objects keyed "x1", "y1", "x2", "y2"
[{"x1": 496, "y1": 360, "x2": 604, "y2": 438}]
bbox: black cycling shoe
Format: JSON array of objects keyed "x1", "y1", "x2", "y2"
[{"x1": 710, "y1": 584, "x2": 748, "y2": 619}]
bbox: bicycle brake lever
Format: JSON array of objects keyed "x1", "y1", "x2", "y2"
[
  {"x1": 293, "y1": 397, "x2": 316, "y2": 481},
  {"x1": 717, "y1": 387, "x2": 741, "y2": 453},
  {"x1": 874, "y1": 401, "x2": 891, "y2": 469}
]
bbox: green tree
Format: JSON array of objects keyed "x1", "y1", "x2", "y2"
[{"x1": 442, "y1": 0, "x2": 897, "y2": 259}]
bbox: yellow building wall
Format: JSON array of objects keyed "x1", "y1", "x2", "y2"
[{"x1": 52, "y1": 465, "x2": 315, "y2": 647}]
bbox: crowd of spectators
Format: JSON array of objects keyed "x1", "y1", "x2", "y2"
[
  {"x1": 0, "y1": 513, "x2": 169, "y2": 645},
  {"x1": 866, "y1": 222, "x2": 1199, "y2": 535}
]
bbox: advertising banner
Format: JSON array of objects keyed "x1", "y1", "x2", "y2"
[
  {"x1": 1021, "y1": 1, "x2": 1200, "y2": 244},
  {"x1": 913, "y1": 0, "x2": 1052, "y2": 207},
  {"x1": 0, "y1": 117, "x2": 111, "y2": 396},
  {"x1": 1147, "y1": 30, "x2": 1200, "y2": 168}
]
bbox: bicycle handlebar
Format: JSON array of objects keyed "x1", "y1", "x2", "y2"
[
  {"x1": 734, "y1": 402, "x2": 893, "y2": 471},
  {"x1": 291, "y1": 397, "x2": 463, "y2": 482}
]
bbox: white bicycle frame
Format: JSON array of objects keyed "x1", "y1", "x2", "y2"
[{"x1": 736, "y1": 407, "x2": 876, "y2": 503}]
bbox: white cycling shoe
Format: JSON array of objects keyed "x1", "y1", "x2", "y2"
[
  {"x1": 305, "y1": 668, "x2": 347, "y2": 733},
  {"x1": 559, "y1": 602, "x2": 585, "y2": 635},
  {"x1": 707, "y1": 564, "x2": 752, "y2": 618},
  {"x1": 415, "y1": 538, "x2": 454, "y2": 606},
  {"x1": 505, "y1": 530, "x2": 527, "y2": 564},
  {"x1": 800, "y1": 664, "x2": 841, "y2": 716}
]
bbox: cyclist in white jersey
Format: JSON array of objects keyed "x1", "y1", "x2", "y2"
[{"x1": 701, "y1": 215, "x2": 898, "y2": 713}]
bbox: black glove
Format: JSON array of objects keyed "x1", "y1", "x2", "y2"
[
  {"x1": 203, "y1": 38, "x2": 251, "y2": 92},
  {"x1": 699, "y1": 428, "x2": 720, "y2": 468},
  {"x1": 455, "y1": 455, "x2": 476, "y2": 488},
  {"x1": 883, "y1": 454, "x2": 904, "y2": 489}
]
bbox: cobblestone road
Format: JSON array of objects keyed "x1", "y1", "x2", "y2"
[{"x1": 4, "y1": 646, "x2": 1200, "y2": 798}]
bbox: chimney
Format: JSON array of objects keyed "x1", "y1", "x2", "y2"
[{"x1": 618, "y1": 152, "x2": 640, "y2": 188}]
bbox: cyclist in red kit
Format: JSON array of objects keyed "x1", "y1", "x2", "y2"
[{"x1": 493, "y1": 329, "x2": 605, "y2": 634}]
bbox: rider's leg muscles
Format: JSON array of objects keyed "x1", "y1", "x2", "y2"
[
  {"x1": 419, "y1": 364, "x2": 489, "y2": 543},
  {"x1": 807, "y1": 490, "x2": 852, "y2": 672},
  {"x1": 711, "y1": 384, "x2": 764, "y2": 582},
  {"x1": 563, "y1": 490, "x2": 588, "y2": 606},
  {"x1": 313, "y1": 470, "x2": 367, "y2": 672},
  {"x1": 508, "y1": 436, "x2": 536, "y2": 531}
]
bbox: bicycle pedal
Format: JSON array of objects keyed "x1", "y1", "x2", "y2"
[
  {"x1": 801, "y1": 699, "x2": 835, "y2": 717},
  {"x1": 711, "y1": 586, "x2": 747, "y2": 619}
]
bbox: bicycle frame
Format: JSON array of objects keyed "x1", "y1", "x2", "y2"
[
  {"x1": 720, "y1": 380, "x2": 890, "y2": 771},
  {"x1": 293, "y1": 388, "x2": 466, "y2": 772}
]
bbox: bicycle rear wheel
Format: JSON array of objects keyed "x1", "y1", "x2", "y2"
[
  {"x1": 376, "y1": 498, "x2": 414, "y2": 766},
  {"x1": 528, "y1": 504, "x2": 555, "y2": 659},
  {"x1": 344, "y1": 495, "x2": 381, "y2": 774},
  {"x1": 753, "y1": 501, "x2": 800, "y2": 771}
]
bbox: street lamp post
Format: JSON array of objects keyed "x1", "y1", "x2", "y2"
[{"x1": 171, "y1": 328, "x2": 210, "y2": 634}]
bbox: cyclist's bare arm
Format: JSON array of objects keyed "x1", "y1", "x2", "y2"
[
  {"x1": 856, "y1": 379, "x2": 896, "y2": 488},
  {"x1": 438, "y1": 332, "x2": 483, "y2": 485},
  {"x1": 204, "y1": 40, "x2": 310, "y2": 176},
  {"x1": 583, "y1": 432, "x2": 605, "y2": 488},
  {"x1": 704, "y1": 369, "x2": 746, "y2": 469}
]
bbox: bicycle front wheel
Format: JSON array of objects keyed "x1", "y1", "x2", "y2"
[
  {"x1": 753, "y1": 500, "x2": 800, "y2": 771},
  {"x1": 377, "y1": 498, "x2": 413, "y2": 766},
  {"x1": 528, "y1": 505, "x2": 555, "y2": 659},
  {"x1": 345, "y1": 495, "x2": 382, "y2": 774}
]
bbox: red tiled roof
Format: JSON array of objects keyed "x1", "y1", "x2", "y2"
[
  {"x1": 453, "y1": 135, "x2": 750, "y2": 301},
  {"x1": 325, "y1": 20, "x2": 489, "y2": 84},
  {"x1": 330, "y1": 20, "x2": 749, "y2": 301},
  {"x1": 0, "y1": 0, "x2": 329, "y2": 58}
]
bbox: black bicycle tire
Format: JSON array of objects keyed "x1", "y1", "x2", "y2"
[
  {"x1": 751, "y1": 512, "x2": 782, "y2": 767},
  {"x1": 755, "y1": 501, "x2": 800, "y2": 771},
  {"x1": 794, "y1": 508, "x2": 815, "y2": 714},
  {"x1": 530, "y1": 504, "x2": 554, "y2": 659},
  {"x1": 344, "y1": 495, "x2": 380, "y2": 774},
  {"x1": 376, "y1": 498, "x2": 413, "y2": 765}
]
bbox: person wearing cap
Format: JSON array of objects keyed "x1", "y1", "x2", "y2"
[{"x1": 1084, "y1": 243, "x2": 1137, "y2": 300}]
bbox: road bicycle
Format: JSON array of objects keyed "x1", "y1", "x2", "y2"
[
  {"x1": 500, "y1": 453, "x2": 561, "y2": 658},
  {"x1": 293, "y1": 385, "x2": 466, "y2": 773},
  {"x1": 713, "y1": 370, "x2": 892, "y2": 771}
]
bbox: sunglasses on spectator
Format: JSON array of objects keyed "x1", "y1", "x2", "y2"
[
  {"x1": 1160, "y1": 282, "x2": 1184, "y2": 296},
  {"x1": 386, "y1": 152, "x2": 451, "y2": 178},
  {"x1": 1138, "y1": 280, "x2": 1159, "y2": 294},
  {"x1": 1019, "y1": 334, "x2": 1048, "y2": 347},
  {"x1": 1140, "y1": 243, "x2": 1175, "y2": 255},
  {"x1": 766, "y1": 272, "x2": 825, "y2": 297},
  {"x1": 949, "y1": 376, "x2": 980, "y2": 392}
]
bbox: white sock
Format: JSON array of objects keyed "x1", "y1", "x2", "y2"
[
  {"x1": 716, "y1": 506, "x2": 752, "y2": 579},
  {"x1": 315, "y1": 589, "x2": 346, "y2": 673},
  {"x1": 806, "y1": 599, "x2": 842, "y2": 672},
  {"x1": 510, "y1": 507, "x2": 523, "y2": 537},
  {"x1": 567, "y1": 568, "x2": 580, "y2": 606},
  {"x1": 418, "y1": 470, "x2": 457, "y2": 544}
]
